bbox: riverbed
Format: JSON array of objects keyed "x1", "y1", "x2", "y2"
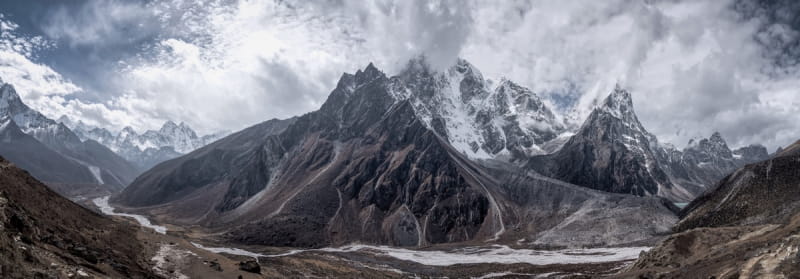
[
  {"x1": 92, "y1": 196, "x2": 167, "y2": 234},
  {"x1": 94, "y1": 196, "x2": 648, "y2": 266}
]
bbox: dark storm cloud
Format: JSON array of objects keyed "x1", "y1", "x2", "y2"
[{"x1": 735, "y1": 0, "x2": 800, "y2": 71}]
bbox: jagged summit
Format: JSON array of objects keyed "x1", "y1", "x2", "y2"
[
  {"x1": 160, "y1": 120, "x2": 178, "y2": 130},
  {"x1": 385, "y1": 57, "x2": 569, "y2": 159},
  {"x1": 533, "y1": 86, "x2": 771, "y2": 202},
  {"x1": 686, "y1": 131, "x2": 733, "y2": 159},
  {"x1": 0, "y1": 83, "x2": 43, "y2": 129},
  {"x1": 532, "y1": 86, "x2": 676, "y2": 198},
  {"x1": 322, "y1": 58, "x2": 568, "y2": 160},
  {"x1": 0, "y1": 83, "x2": 20, "y2": 105},
  {"x1": 353, "y1": 62, "x2": 385, "y2": 85},
  {"x1": 599, "y1": 84, "x2": 637, "y2": 122}
]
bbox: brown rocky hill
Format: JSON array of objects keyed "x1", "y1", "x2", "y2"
[
  {"x1": 0, "y1": 156, "x2": 155, "y2": 278},
  {"x1": 622, "y1": 139, "x2": 800, "y2": 278}
]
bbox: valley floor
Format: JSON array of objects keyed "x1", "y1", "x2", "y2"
[{"x1": 88, "y1": 196, "x2": 648, "y2": 278}]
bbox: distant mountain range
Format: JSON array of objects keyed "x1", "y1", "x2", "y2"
[
  {"x1": 0, "y1": 83, "x2": 137, "y2": 196},
  {"x1": 0, "y1": 79, "x2": 226, "y2": 199},
  {"x1": 58, "y1": 116, "x2": 228, "y2": 170}
]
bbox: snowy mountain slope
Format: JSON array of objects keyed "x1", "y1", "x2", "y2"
[{"x1": 387, "y1": 57, "x2": 568, "y2": 161}]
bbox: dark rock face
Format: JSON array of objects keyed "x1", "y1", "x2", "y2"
[
  {"x1": 117, "y1": 62, "x2": 678, "y2": 248},
  {"x1": 531, "y1": 86, "x2": 681, "y2": 200},
  {"x1": 238, "y1": 261, "x2": 260, "y2": 273},
  {"x1": 0, "y1": 156, "x2": 154, "y2": 278}
]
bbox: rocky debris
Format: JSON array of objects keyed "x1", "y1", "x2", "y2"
[
  {"x1": 0, "y1": 156, "x2": 155, "y2": 278},
  {"x1": 151, "y1": 243, "x2": 196, "y2": 278},
  {"x1": 207, "y1": 259, "x2": 223, "y2": 271},
  {"x1": 238, "y1": 260, "x2": 261, "y2": 273}
]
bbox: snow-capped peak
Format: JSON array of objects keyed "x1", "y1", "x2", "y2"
[
  {"x1": 600, "y1": 84, "x2": 636, "y2": 120},
  {"x1": 0, "y1": 83, "x2": 21, "y2": 110},
  {"x1": 353, "y1": 62, "x2": 385, "y2": 86},
  {"x1": 70, "y1": 120, "x2": 226, "y2": 157},
  {"x1": 684, "y1": 131, "x2": 733, "y2": 160},
  {"x1": 0, "y1": 82, "x2": 66, "y2": 138},
  {"x1": 383, "y1": 57, "x2": 568, "y2": 160},
  {"x1": 709, "y1": 131, "x2": 726, "y2": 146}
]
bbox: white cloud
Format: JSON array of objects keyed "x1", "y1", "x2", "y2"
[
  {"x1": 7, "y1": 0, "x2": 800, "y2": 151},
  {"x1": 0, "y1": 15, "x2": 82, "y2": 119},
  {"x1": 460, "y1": 0, "x2": 799, "y2": 150},
  {"x1": 95, "y1": 0, "x2": 476, "y2": 134},
  {"x1": 42, "y1": 0, "x2": 156, "y2": 48}
]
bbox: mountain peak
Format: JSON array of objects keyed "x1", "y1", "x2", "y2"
[
  {"x1": 57, "y1": 115, "x2": 71, "y2": 124},
  {"x1": 364, "y1": 62, "x2": 379, "y2": 73},
  {"x1": 354, "y1": 62, "x2": 385, "y2": 84},
  {"x1": 0, "y1": 83, "x2": 23, "y2": 111},
  {"x1": 604, "y1": 85, "x2": 633, "y2": 107},
  {"x1": 598, "y1": 85, "x2": 636, "y2": 122},
  {"x1": 454, "y1": 58, "x2": 482, "y2": 76},
  {"x1": 121, "y1": 126, "x2": 137, "y2": 135},
  {"x1": 161, "y1": 120, "x2": 178, "y2": 130},
  {"x1": 710, "y1": 131, "x2": 725, "y2": 143}
]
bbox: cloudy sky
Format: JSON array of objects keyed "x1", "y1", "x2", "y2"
[{"x1": 0, "y1": 0, "x2": 797, "y2": 151}]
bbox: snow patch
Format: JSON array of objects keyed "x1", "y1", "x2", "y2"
[
  {"x1": 151, "y1": 244, "x2": 194, "y2": 279},
  {"x1": 191, "y1": 242, "x2": 267, "y2": 260},
  {"x1": 87, "y1": 165, "x2": 104, "y2": 184}
]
